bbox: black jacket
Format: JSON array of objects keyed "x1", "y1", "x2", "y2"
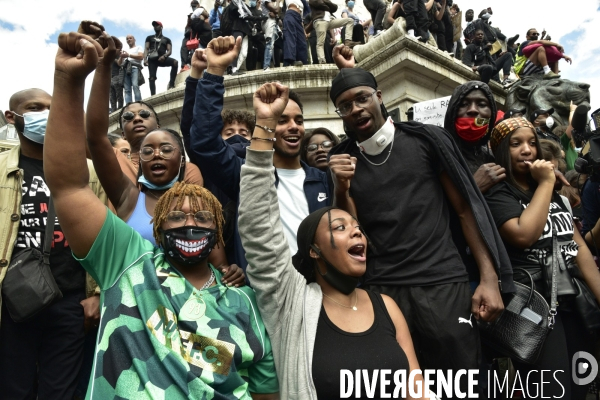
[{"x1": 330, "y1": 121, "x2": 515, "y2": 293}]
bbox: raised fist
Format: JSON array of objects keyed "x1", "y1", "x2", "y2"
[
  {"x1": 56, "y1": 32, "x2": 103, "y2": 81},
  {"x1": 333, "y1": 44, "x2": 355, "y2": 70},
  {"x1": 253, "y1": 82, "x2": 289, "y2": 122},
  {"x1": 206, "y1": 36, "x2": 242, "y2": 75}
]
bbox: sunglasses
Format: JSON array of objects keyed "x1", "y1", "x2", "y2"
[
  {"x1": 122, "y1": 109, "x2": 153, "y2": 122},
  {"x1": 307, "y1": 140, "x2": 334, "y2": 152}
]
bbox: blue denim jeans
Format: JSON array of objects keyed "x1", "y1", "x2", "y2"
[
  {"x1": 263, "y1": 29, "x2": 279, "y2": 68},
  {"x1": 124, "y1": 67, "x2": 141, "y2": 105}
]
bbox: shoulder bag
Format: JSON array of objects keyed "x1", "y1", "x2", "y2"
[
  {"x1": 478, "y1": 267, "x2": 556, "y2": 365},
  {"x1": 2, "y1": 197, "x2": 63, "y2": 322},
  {"x1": 147, "y1": 37, "x2": 161, "y2": 61},
  {"x1": 186, "y1": 33, "x2": 200, "y2": 50}
]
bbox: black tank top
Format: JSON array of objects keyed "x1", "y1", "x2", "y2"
[{"x1": 312, "y1": 290, "x2": 410, "y2": 399}]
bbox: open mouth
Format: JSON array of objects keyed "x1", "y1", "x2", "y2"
[
  {"x1": 355, "y1": 116, "x2": 371, "y2": 130},
  {"x1": 283, "y1": 136, "x2": 301, "y2": 147},
  {"x1": 150, "y1": 163, "x2": 167, "y2": 175},
  {"x1": 347, "y1": 244, "x2": 366, "y2": 262},
  {"x1": 176, "y1": 237, "x2": 208, "y2": 256}
]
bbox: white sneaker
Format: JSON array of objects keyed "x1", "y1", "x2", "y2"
[
  {"x1": 263, "y1": 67, "x2": 270, "y2": 72},
  {"x1": 373, "y1": 29, "x2": 385, "y2": 37}
]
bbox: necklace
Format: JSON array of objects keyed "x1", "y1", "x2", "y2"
[
  {"x1": 145, "y1": 190, "x2": 162, "y2": 201},
  {"x1": 180, "y1": 270, "x2": 215, "y2": 321},
  {"x1": 322, "y1": 290, "x2": 358, "y2": 311},
  {"x1": 359, "y1": 137, "x2": 394, "y2": 166}
]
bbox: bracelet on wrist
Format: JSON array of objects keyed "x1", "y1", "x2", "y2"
[
  {"x1": 255, "y1": 124, "x2": 276, "y2": 134},
  {"x1": 251, "y1": 136, "x2": 276, "y2": 142}
]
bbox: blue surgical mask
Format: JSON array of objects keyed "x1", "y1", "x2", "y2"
[
  {"x1": 481, "y1": 13, "x2": 491, "y2": 20},
  {"x1": 138, "y1": 169, "x2": 180, "y2": 190},
  {"x1": 250, "y1": 1, "x2": 257, "y2": 6},
  {"x1": 12, "y1": 110, "x2": 49, "y2": 144},
  {"x1": 347, "y1": 1, "x2": 355, "y2": 7}
]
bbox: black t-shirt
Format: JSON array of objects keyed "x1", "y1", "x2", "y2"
[
  {"x1": 14, "y1": 155, "x2": 86, "y2": 293},
  {"x1": 349, "y1": 128, "x2": 466, "y2": 287},
  {"x1": 145, "y1": 35, "x2": 172, "y2": 56},
  {"x1": 485, "y1": 181, "x2": 578, "y2": 269},
  {"x1": 312, "y1": 291, "x2": 409, "y2": 399}
]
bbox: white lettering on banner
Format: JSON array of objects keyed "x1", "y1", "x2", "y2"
[{"x1": 412, "y1": 96, "x2": 452, "y2": 127}]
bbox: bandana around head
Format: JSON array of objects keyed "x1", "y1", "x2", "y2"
[
  {"x1": 330, "y1": 68, "x2": 378, "y2": 104},
  {"x1": 490, "y1": 117, "x2": 535, "y2": 153}
]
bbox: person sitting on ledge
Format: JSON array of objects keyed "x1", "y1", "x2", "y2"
[
  {"x1": 462, "y1": 29, "x2": 513, "y2": 85},
  {"x1": 515, "y1": 28, "x2": 572, "y2": 79}
]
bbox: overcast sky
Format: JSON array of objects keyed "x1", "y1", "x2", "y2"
[{"x1": 1, "y1": 0, "x2": 598, "y2": 120}]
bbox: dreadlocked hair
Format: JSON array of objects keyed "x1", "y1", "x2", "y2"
[{"x1": 151, "y1": 181, "x2": 225, "y2": 248}]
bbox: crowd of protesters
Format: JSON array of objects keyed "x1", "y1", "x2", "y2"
[{"x1": 0, "y1": 1, "x2": 598, "y2": 399}]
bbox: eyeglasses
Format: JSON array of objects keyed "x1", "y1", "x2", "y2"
[
  {"x1": 122, "y1": 109, "x2": 153, "y2": 122},
  {"x1": 166, "y1": 210, "x2": 214, "y2": 228},
  {"x1": 307, "y1": 140, "x2": 334, "y2": 152},
  {"x1": 530, "y1": 33, "x2": 539, "y2": 36},
  {"x1": 335, "y1": 91, "x2": 377, "y2": 117},
  {"x1": 139, "y1": 144, "x2": 178, "y2": 161}
]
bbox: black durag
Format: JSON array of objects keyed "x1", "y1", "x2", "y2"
[
  {"x1": 292, "y1": 207, "x2": 360, "y2": 294},
  {"x1": 330, "y1": 68, "x2": 389, "y2": 140}
]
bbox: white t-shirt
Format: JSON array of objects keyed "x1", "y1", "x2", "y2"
[
  {"x1": 126, "y1": 45, "x2": 143, "y2": 63},
  {"x1": 276, "y1": 168, "x2": 309, "y2": 255},
  {"x1": 285, "y1": 0, "x2": 303, "y2": 13},
  {"x1": 191, "y1": 7, "x2": 206, "y2": 19}
]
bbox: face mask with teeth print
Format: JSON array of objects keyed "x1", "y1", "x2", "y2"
[{"x1": 160, "y1": 226, "x2": 217, "y2": 266}]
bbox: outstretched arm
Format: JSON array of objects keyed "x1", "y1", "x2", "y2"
[
  {"x1": 85, "y1": 30, "x2": 139, "y2": 219},
  {"x1": 44, "y1": 31, "x2": 108, "y2": 258},
  {"x1": 239, "y1": 82, "x2": 307, "y2": 334}
]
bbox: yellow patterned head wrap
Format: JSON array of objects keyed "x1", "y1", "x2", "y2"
[{"x1": 490, "y1": 117, "x2": 535, "y2": 153}]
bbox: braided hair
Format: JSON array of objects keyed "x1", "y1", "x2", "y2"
[{"x1": 151, "y1": 181, "x2": 225, "y2": 248}]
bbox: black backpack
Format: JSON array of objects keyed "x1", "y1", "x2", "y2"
[{"x1": 220, "y1": 4, "x2": 236, "y2": 36}]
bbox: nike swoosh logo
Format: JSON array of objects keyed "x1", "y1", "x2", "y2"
[{"x1": 317, "y1": 194, "x2": 327, "y2": 202}]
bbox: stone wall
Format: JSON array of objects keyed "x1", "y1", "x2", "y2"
[{"x1": 106, "y1": 32, "x2": 507, "y2": 137}]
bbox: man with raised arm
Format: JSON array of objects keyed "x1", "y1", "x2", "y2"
[{"x1": 181, "y1": 41, "x2": 331, "y2": 270}]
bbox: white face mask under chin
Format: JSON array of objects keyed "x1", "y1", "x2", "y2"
[{"x1": 356, "y1": 117, "x2": 395, "y2": 156}]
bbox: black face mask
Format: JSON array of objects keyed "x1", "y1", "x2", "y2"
[
  {"x1": 160, "y1": 226, "x2": 216, "y2": 266},
  {"x1": 225, "y1": 135, "x2": 250, "y2": 146},
  {"x1": 311, "y1": 245, "x2": 359, "y2": 294}
]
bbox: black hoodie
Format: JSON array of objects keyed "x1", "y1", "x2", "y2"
[{"x1": 444, "y1": 81, "x2": 497, "y2": 174}]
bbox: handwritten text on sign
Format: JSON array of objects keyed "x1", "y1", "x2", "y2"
[{"x1": 413, "y1": 96, "x2": 451, "y2": 127}]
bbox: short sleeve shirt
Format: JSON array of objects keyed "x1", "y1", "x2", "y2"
[
  {"x1": 77, "y1": 211, "x2": 278, "y2": 399},
  {"x1": 145, "y1": 35, "x2": 172, "y2": 56},
  {"x1": 347, "y1": 128, "x2": 466, "y2": 287},
  {"x1": 485, "y1": 182, "x2": 578, "y2": 267}
]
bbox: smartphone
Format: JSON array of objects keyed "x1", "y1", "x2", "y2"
[{"x1": 520, "y1": 307, "x2": 542, "y2": 324}]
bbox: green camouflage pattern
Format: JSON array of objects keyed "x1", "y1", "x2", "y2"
[{"x1": 78, "y1": 211, "x2": 278, "y2": 399}]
